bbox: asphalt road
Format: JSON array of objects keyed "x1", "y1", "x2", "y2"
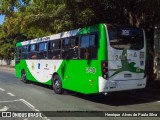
[{"x1": 0, "y1": 67, "x2": 160, "y2": 120}]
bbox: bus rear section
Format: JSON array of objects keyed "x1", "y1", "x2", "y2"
[{"x1": 99, "y1": 24, "x2": 147, "y2": 93}]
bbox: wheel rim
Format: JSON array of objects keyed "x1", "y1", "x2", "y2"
[
  {"x1": 22, "y1": 72, "x2": 26, "y2": 81},
  {"x1": 54, "y1": 78, "x2": 61, "y2": 90}
]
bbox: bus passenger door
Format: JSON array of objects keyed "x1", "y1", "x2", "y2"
[
  {"x1": 62, "y1": 34, "x2": 98, "y2": 94},
  {"x1": 15, "y1": 47, "x2": 22, "y2": 78}
]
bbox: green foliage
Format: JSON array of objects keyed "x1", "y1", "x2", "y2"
[{"x1": 0, "y1": 0, "x2": 160, "y2": 59}]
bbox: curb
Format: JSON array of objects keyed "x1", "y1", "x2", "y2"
[{"x1": 0, "y1": 66, "x2": 15, "y2": 71}]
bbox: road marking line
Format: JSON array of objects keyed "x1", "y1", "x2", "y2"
[
  {"x1": 0, "y1": 106, "x2": 9, "y2": 111},
  {"x1": 7, "y1": 92, "x2": 15, "y2": 96},
  {"x1": 0, "y1": 99, "x2": 45, "y2": 120},
  {"x1": 44, "y1": 117, "x2": 49, "y2": 120},
  {"x1": 35, "y1": 109, "x2": 39, "y2": 111},
  {"x1": 0, "y1": 88, "x2": 5, "y2": 91},
  {"x1": 20, "y1": 99, "x2": 35, "y2": 109},
  {"x1": 0, "y1": 99, "x2": 21, "y2": 102}
]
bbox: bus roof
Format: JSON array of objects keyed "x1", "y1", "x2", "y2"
[
  {"x1": 16, "y1": 23, "x2": 144, "y2": 47},
  {"x1": 16, "y1": 23, "x2": 106, "y2": 47},
  {"x1": 16, "y1": 28, "x2": 80, "y2": 47}
]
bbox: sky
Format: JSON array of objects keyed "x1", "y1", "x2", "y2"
[{"x1": 0, "y1": 15, "x2": 5, "y2": 25}]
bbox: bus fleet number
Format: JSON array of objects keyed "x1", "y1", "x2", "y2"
[{"x1": 86, "y1": 67, "x2": 96, "y2": 74}]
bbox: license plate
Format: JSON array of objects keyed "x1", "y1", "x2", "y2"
[{"x1": 124, "y1": 74, "x2": 132, "y2": 78}]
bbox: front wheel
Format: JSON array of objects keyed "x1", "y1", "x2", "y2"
[
  {"x1": 52, "y1": 75, "x2": 63, "y2": 94},
  {"x1": 21, "y1": 70, "x2": 28, "y2": 83}
]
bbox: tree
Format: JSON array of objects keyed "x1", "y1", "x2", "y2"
[{"x1": 0, "y1": 0, "x2": 160, "y2": 81}]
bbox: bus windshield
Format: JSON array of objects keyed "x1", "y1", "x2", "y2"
[{"x1": 108, "y1": 25, "x2": 144, "y2": 50}]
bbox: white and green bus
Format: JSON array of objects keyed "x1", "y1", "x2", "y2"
[{"x1": 15, "y1": 23, "x2": 147, "y2": 94}]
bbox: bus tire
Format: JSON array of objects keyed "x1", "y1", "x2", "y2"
[
  {"x1": 52, "y1": 75, "x2": 63, "y2": 94},
  {"x1": 21, "y1": 70, "x2": 28, "y2": 83}
]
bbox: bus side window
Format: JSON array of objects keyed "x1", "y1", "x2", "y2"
[
  {"x1": 15, "y1": 47, "x2": 22, "y2": 64},
  {"x1": 80, "y1": 34, "x2": 97, "y2": 59},
  {"x1": 80, "y1": 35, "x2": 90, "y2": 59},
  {"x1": 67, "y1": 37, "x2": 79, "y2": 59},
  {"x1": 16, "y1": 47, "x2": 22, "y2": 61},
  {"x1": 21, "y1": 45, "x2": 29, "y2": 59},
  {"x1": 38, "y1": 42, "x2": 48, "y2": 59},
  {"x1": 89, "y1": 34, "x2": 97, "y2": 59},
  {"x1": 29, "y1": 44, "x2": 37, "y2": 59},
  {"x1": 62, "y1": 38, "x2": 70, "y2": 59},
  {"x1": 48, "y1": 40, "x2": 61, "y2": 59}
]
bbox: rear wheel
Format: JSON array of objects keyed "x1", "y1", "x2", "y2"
[
  {"x1": 21, "y1": 70, "x2": 28, "y2": 83},
  {"x1": 52, "y1": 75, "x2": 63, "y2": 94}
]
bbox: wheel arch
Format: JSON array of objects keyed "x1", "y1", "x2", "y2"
[
  {"x1": 21, "y1": 69, "x2": 25, "y2": 77},
  {"x1": 51, "y1": 72, "x2": 62, "y2": 84},
  {"x1": 21, "y1": 69, "x2": 28, "y2": 80}
]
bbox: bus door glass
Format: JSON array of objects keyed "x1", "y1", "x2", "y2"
[
  {"x1": 63, "y1": 34, "x2": 98, "y2": 93},
  {"x1": 15, "y1": 47, "x2": 21, "y2": 64}
]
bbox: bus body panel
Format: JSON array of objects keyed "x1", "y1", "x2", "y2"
[
  {"x1": 57, "y1": 60, "x2": 98, "y2": 94},
  {"x1": 15, "y1": 62, "x2": 21, "y2": 78},
  {"x1": 108, "y1": 47, "x2": 146, "y2": 80},
  {"x1": 98, "y1": 24, "x2": 147, "y2": 93},
  {"x1": 17, "y1": 59, "x2": 98, "y2": 94},
  {"x1": 99, "y1": 76, "x2": 146, "y2": 92},
  {"x1": 15, "y1": 24, "x2": 104, "y2": 94},
  {"x1": 15, "y1": 23, "x2": 147, "y2": 94}
]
